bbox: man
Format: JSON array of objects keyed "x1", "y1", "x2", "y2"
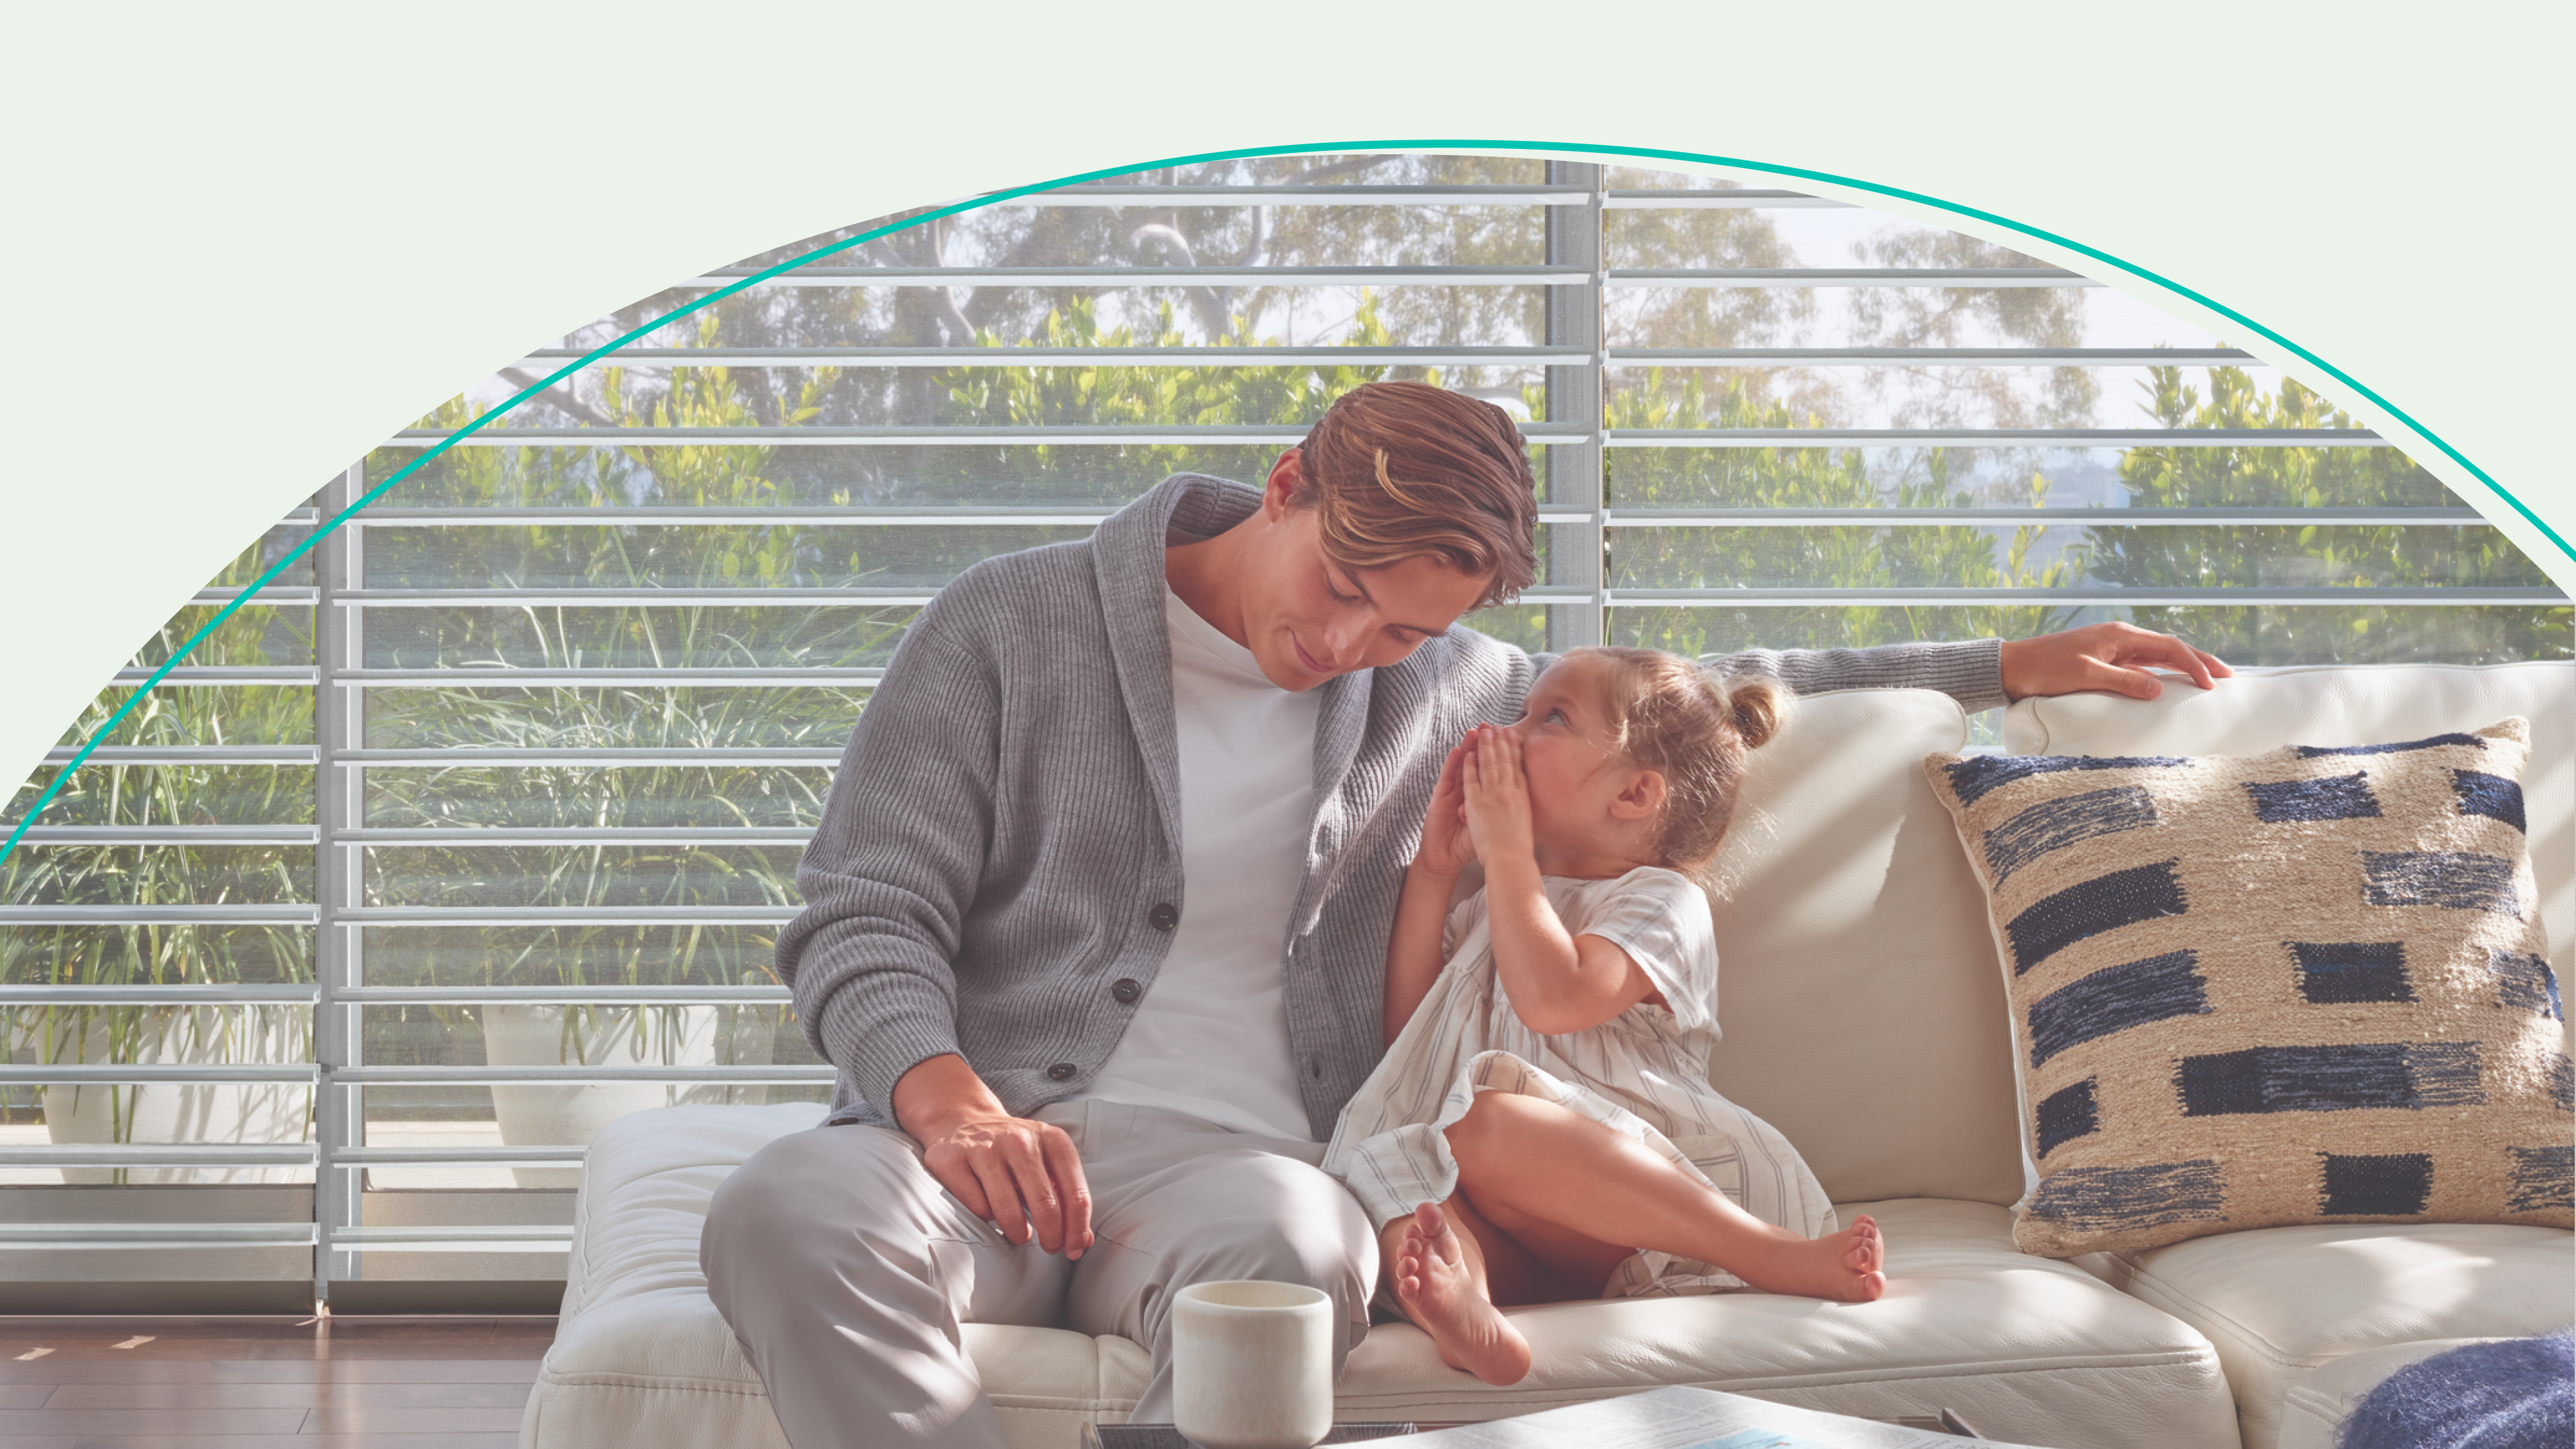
[{"x1": 701, "y1": 382, "x2": 2226, "y2": 1448}]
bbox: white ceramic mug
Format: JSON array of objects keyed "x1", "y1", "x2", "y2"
[{"x1": 1171, "y1": 1279, "x2": 1336, "y2": 1449}]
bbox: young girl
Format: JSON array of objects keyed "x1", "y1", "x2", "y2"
[{"x1": 1322, "y1": 647, "x2": 1885, "y2": 1387}]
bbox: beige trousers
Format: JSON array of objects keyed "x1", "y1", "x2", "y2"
[{"x1": 700, "y1": 1100, "x2": 1379, "y2": 1449}]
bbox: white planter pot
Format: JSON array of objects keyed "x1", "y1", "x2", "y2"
[
  {"x1": 18, "y1": 1005, "x2": 313, "y2": 1185},
  {"x1": 481, "y1": 1003, "x2": 773, "y2": 1188}
]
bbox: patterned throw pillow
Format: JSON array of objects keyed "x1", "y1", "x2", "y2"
[{"x1": 1923, "y1": 718, "x2": 2573, "y2": 1256}]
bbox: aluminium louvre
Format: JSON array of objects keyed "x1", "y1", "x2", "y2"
[
  {"x1": 330, "y1": 1228, "x2": 574, "y2": 1252},
  {"x1": 330, "y1": 587, "x2": 1598, "y2": 609},
  {"x1": 345, "y1": 748, "x2": 846, "y2": 765},
  {"x1": 336, "y1": 1146, "x2": 597, "y2": 1166},
  {"x1": 0, "y1": 1144, "x2": 317, "y2": 1169},
  {"x1": 334, "y1": 506, "x2": 2478, "y2": 531},
  {"x1": 0, "y1": 1224, "x2": 319, "y2": 1248},
  {"x1": 344, "y1": 667, "x2": 888, "y2": 688},
  {"x1": 985, "y1": 184, "x2": 1603, "y2": 206},
  {"x1": 333, "y1": 587, "x2": 945, "y2": 606},
  {"x1": 340, "y1": 985, "x2": 790, "y2": 1003},
  {"x1": 0, "y1": 1065, "x2": 319, "y2": 1084},
  {"x1": 329, "y1": 1066, "x2": 833, "y2": 1085},
  {"x1": 679, "y1": 264, "x2": 1588, "y2": 288},
  {"x1": 520, "y1": 345, "x2": 1587, "y2": 369},
  {"x1": 0, "y1": 904, "x2": 318, "y2": 925},
  {"x1": 1608, "y1": 268, "x2": 2096, "y2": 288},
  {"x1": 513, "y1": 344, "x2": 2270, "y2": 370},
  {"x1": 345, "y1": 907, "x2": 797, "y2": 926},
  {"x1": 670, "y1": 265, "x2": 2090, "y2": 289},
  {"x1": 13, "y1": 825, "x2": 319, "y2": 845},
  {"x1": 1607, "y1": 347, "x2": 2261, "y2": 366},
  {"x1": 110, "y1": 666, "x2": 317, "y2": 685},
  {"x1": 26, "y1": 162, "x2": 2565, "y2": 1296},
  {"x1": 985, "y1": 185, "x2": 1847, "y2": 207},
  {"x1": 381, "y1": 423, "x2": 1593, "y2": 447},
  {"x1": 346, "y1": 828, "x2": 814, "y2": 847},
  {"x1": 1607, "y1": 428, "x2": 2386, "y2": 447},
  {"x1": 0, "y1": 985, "x2": 319, "y2": 1004},
  {"x1": 1603, "y1": 508, "x2": 2494, "y2": 528},
  {"x1": 42, "y1": 746, "x2": 319, "y2": 765},
  {"x1": 1603, "y1": 587, "x2": 2571, "y2": 607},
  {"x1": 352, "y1": 506, "x2": 1599, "y2": 525},
  {"x1": 1603, "y1": 189, "x2": 1854, "y2": 209},
  {"x1": 377, "y1": 425, "x2": 2385, "y2": 448},
  {"x1": 194, "y1": 586, "x2": 317, "y2": 605}
]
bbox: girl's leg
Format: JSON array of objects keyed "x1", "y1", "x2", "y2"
[
  {"x1": 1374, "y1": 1197, "x2": 1535, "y2": 1386},
  {"x1": 1446, "y1": 1091, "x2": 1886, "y2": 1303}
]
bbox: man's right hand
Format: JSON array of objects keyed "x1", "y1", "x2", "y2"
[{"x1": 892, "y1": 1054, "x2": 1095, "y2": 1259}]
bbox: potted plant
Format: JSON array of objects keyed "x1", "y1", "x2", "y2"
[{"x1": 4, "y1": 594, "x2": 319, "y2": 1185}]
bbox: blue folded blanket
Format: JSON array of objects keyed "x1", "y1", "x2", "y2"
[{"x1": 2339, "y1": 1333, "x2": 2575, "y2": 1449}]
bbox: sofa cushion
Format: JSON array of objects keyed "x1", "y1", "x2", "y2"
[
  {"x1": 2083, "y1": 1226, "x2": 2576, "y2": 1449},
  {"x1": 536, "y1": 1106, "x2": 2239, "y2": 1449},
  {"x1": 1340, "y1": 1196, "x2": 2237, "y2": 1449},
  {"x1": 1703, "y1": 689, "x2": 2024, "y2": 1208},
  {"x1": 2273, "y1": 1336, "x2": 2556, "y2": 1449},
  {"x1": 1925, "y1": 716, "x2": 2571, "y2": 1255},
  {"x1": 2004, "y1": 661, "x2": 2573, "y2": 1020},
  {"x1": 533, "y1": 1103, "x2": 1148, "y2": 1449}
]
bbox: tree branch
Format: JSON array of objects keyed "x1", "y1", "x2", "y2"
[{"x1": 497, "y1": 370, "x2": 619, "y2": 429}]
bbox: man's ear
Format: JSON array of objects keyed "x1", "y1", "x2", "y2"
[
  {"x1": 1611, "y1": 768, "x2": 1667, "y2": 821},
  {"x1": 1261, "y1": 449, "x2": 1303, "y2": 519}
]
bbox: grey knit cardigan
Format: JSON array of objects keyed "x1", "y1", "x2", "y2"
[{"x1": 777, "y1": 474, "x2": 2007, "y2": 1139}]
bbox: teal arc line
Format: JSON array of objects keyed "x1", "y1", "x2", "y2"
[{"x1": 5, "y1": 136, "x2": 2562, "y2": 869}]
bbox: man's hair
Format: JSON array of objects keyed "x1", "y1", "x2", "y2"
[{"x1": 1289, "y1": 382, "x2": 1539, "y2": 610}]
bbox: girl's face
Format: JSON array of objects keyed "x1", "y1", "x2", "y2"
[{"x1": 1506, "y1": 655, "x2": 1637, "y2": 841}]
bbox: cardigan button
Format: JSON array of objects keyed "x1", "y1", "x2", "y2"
[
  {"x1": 1046, "y1": 1062, "x2": 1077, "y2": 1082},
  {"x1": 1148, "y1": 903, "x2": 1179, "y2": 931},
  {"x1": 1110, "y1": 978, "x2": 1143, "y2": 1005}
]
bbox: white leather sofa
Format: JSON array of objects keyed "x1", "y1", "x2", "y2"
[{"x1": 519, "y1": 662, "x2": 2574, "y2": 1449}]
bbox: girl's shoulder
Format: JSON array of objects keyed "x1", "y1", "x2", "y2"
[
  {"x1": 1550, "y1": 867, "x2": 1721, "y2": 1033},
  {"x1": 1546, "y1": 865, "x2": 1712, "y2": 930}
]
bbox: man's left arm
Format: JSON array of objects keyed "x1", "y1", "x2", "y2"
[{"x1": 1710, "y1": 621, "x2": 2231, "y2": 711}]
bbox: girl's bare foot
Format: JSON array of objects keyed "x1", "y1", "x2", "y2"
[
  {"x1": 1391, "y1": 1204, "x2": 1532, "y2": 1386},
  {"x1": 1730, "y1": 1214, "x2": 1888, "y2": 1302}
]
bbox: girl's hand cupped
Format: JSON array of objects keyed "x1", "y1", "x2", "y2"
[
  {"x1": 1413, "y1": 739, "x2": 1479, "y2": 880},
  {"x1": 1462, "y1": 726, "x2": 1538, "y2": 868}
]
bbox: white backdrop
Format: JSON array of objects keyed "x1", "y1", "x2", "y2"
[{"x1": 1, "y1": 1, "x2": 2567, "y2": 794}]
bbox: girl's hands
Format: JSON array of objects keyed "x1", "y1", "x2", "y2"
[
  {"x1": 1461, "y1": 725, "x2": 1537, "y2": 870},
  {"x1": 1413, "y1": 739, "x2": 1478, "y2": 880}
]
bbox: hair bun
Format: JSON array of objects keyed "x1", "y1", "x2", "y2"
[{"x1": 1702, "y1": 671, "x2": 1787, "y2": 751}]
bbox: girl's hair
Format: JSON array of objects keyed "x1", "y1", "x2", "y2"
[{"x1": 1565, "y1": 646, "x2": 1788, "y2": 875}]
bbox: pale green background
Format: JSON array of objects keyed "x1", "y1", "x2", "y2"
[{"x1": 0, "y1": 1, "x2": 2566, "y2": 791}]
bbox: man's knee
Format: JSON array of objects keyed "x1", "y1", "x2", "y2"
[
  {"x1": 703, "y1": 1125, "x2": 926, "y2": 1292},
  {"x1": 1191, "y1": 1153, "x2": 1377, "y2": 1289}
]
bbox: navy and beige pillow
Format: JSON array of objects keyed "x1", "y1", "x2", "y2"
[{"x1": 1924, "y1": 718, "x2": 2571, "y2": 1256}]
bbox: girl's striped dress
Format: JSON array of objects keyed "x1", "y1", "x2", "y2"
[{"x1": 1322, "y1": 865, "x2": 1835, "y2": 1297}]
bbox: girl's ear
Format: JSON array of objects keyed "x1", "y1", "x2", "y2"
[{"x1": 1610, "y1": 767, "x2": 1667, "y2": 821}]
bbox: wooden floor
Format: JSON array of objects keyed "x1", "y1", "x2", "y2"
[{"x1": 0, "y1": 1316, "x2": 553, "y2": 1448}]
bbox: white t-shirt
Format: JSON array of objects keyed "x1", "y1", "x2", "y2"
[{"x1": 1065, "y1": 587, "x2": 1321, "y2": 1140}]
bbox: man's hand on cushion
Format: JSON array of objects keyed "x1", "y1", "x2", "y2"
[
  {"x1": 894, "y1": 1054, "x2": 1095, "y2": 1258},
  {"x1": 2000, "y1": 622, "x2": 2233, "y2": 702}
]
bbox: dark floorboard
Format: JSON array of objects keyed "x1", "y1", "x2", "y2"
[{"x1": 0, "y1": 1317, "x2": 551, "y2": 1445}]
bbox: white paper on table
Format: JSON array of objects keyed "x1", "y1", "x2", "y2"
[{"x1": 1395, "y1": 1385, "x2": 2047, "y2": 1449}]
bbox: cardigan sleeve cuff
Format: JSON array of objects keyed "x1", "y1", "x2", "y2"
[
  {"x1": 1707, "y1": 636, "x2": 2008, "y2": 715},
  {"x1": 812, "y1": 981, "x2": 963, "y2": 1124}
]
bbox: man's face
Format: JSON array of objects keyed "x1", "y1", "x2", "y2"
[{"x1": 1238, "y1": 451, "x2": 1495, "y2": 692}]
